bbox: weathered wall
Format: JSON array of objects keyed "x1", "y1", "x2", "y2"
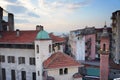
[
  {"x1": 47, "y1": 67, "x2": 79, "y2": 80},
  {"x1": 0, "y1": 48, "x2": 35, "y2": 80}
]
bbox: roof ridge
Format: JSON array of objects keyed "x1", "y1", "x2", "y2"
[{"x1": 45, "y1": 53, "x2": 59, "y2": 68}]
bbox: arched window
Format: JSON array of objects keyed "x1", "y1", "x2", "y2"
[
  {"x1": 37, "y1": 45, "x2": 39, "y2": 53},
  {"x1": 59, "y1": 69, "x2": 63, "y2": 75},
  {"x1": 103, "y1": 44, "x2": 106, "y2": 51},
  {"x1": 64, "y1": 68, "x2": 68, "y2": 74},
  {"x1": 49, "y1": 45, "x2": 51, "y2": 53}
]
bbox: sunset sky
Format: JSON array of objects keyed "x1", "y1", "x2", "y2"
[{"x1": 0, "y1": 0, "x2": 120, "y2": 33}]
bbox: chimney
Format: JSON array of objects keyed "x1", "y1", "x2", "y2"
[
  {"x1": 36, "y1": 25, "x2": 43, "y2": 31},
  {"x1": 0, "y1": 7, "x2": 3, "y2": 31},
  {"x1": 8, "y1": 13, "x2": 14, "y2": 31},
  {"x1": 16, "y1": 29, "x2": 20, "y2": 37}
]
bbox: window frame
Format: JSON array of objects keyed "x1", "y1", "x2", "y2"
[
  {"x1": 0, "y1": 55, "x2": 5, "y2": 62},
  {"x1": 29, "y1": 57, "x2": 35, "y2": 65},
  {"x1": 8, "y1": 56, "x2": 15, "y2": 63},
  {"x1": 18, "y1": 57, "x2": 25, "y2": 64}
]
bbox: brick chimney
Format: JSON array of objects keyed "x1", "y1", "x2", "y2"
[
  {"x1": 8, "y1": 13, "x2": 14, "y2": 31},
  {"x1": 100, "y1": 24, "x2": 109, "y2": 80}
]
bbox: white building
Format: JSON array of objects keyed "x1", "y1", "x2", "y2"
[
  {"x1": 0, "y1": 26, "x2": 82, "y2": 80},
  {"x1": 43, "y1": 52, "x2": 83, "y2": 80},
  {"x1": 69, "y1": 29, "x2": 85, "y2": 61}
]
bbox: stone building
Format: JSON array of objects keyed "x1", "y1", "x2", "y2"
[
  {"x1": 111, "y1": 10, "x2": 120, "y2": 64},
  {"x1": 0, "y1": 25, "x2": 70, "y2": 80}
]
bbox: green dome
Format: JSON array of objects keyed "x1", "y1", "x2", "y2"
[{"x1": 36, "y1": 30, "x2": 50, "y2": 39}]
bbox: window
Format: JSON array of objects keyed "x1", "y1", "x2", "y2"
[
  {"x1": 2, "y1": 68, "x2": 6, "y2": 80},
  {"x1": 32, "y1": 72, "x2": 36, "y2": 80},
  {"x1": 8, "y1": 56, "x2": 15, "y2": 63},
  {"x1": 103, "y1": 44, "x2": 106, "y2": 51},
  {"x1": 11, "y1": 70, "x2": 16, "y2": 80},
  {"x1": 49, "y1": 45, "x2": 51, "y2": 53},
  {"x1": 64, "y1": 68, "x2": 68, "y2": 74},
  {"x1": 0, "y1": 55, "x2": 5, "y2": 62},
  {"x1": 58, "y1": 44, "x2": 60, "y2": 50},
  {"x1": 38, "y1": 71, "x2": 40, "y2": 76},
  {"x1": 21, "y1": 71, "x2": 26, "y2": 80},
  {"x1": 59, "y1": 68, "x2": 68, "y2": 75},
  {"x1": 37, "y1": 45, "x2": 39, "y2": 53},
  {"x1": 59, "y1": 69, "x2": 63, "y2": 75},
  {"x1": 29, "y1": 57, "x2": 35, "y2": 65},
  {"x1": 18, "y1": 57, "x2": 25, "y2": 64}
]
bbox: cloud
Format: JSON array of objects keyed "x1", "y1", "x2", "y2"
[
  {"x1": 15, "y1": 19, "x2": 30, "y2": 23},
  {"x1": 27, "y1": 12, "x2": 40, "y2": 18},
  {"x1": 6, "y1": 5, "x2": 27, "y2": 14},
  {"x1": 0, "y1": 0, "x2": 93, "y2": 32}
]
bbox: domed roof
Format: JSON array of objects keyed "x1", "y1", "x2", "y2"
[{"x1": 36, "y1": 30, "x2": 50, "y2": 40}]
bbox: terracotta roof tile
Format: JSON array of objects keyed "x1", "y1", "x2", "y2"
[
  {"x1": 49, "y1": 33, "x2": 65, "y2": 43},
  {"x1": 0, "y1": 31, "x2": 64, "y2": 44},
  {"x1": 0, "y1": 31, "x2": 38, "y2": 44},
  {"x1": 43, "y1": 52, "x2": 81, "y2": 69}
]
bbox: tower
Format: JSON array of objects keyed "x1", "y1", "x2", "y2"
[
  {"x1": 35, "y1": 26, "x2": 52, "y2": 80},
  {"x1": 100, "y1": 24, "x2": 110, "y2": 80}
]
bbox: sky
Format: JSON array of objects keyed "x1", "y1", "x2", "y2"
[{"x1": 0, "y1": 0, "x2": 120, "y2": 34}]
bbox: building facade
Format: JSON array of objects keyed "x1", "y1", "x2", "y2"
[
  {"x1": 43, "y1": 52, "x2": 83, "y2": 80},
  {"x1": 69, "y1": 27, "x2": 96, "y2": 61},
  {"x1": 111, "y1": 10, "x2": 120, "y2": 64},
  {"x1": 0, "y1": 25, "x2": 67, "y2": 80}
]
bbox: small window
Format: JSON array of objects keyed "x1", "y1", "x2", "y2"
[
  {"x1": 103, "y1": 44, "x2": 106, "y2": 51},
  {"x1": 49, "y1": 45, "x2": 51, "y2": 53},
  {"x1": 0, "y1": 55, "x2": 5, "y2": 62},
  {"x1": 38, "y1": 71, "x2": 40, "y2": 76},
  {"x1": 64, "y1": 68, "x2": 68, "y2": 74},
  {"x1": 8, "y1": 56, "x2": 15, "y2": 63},
  {"x1": 18, "y1": 57, "x2": 25, "y2": 64},
  {"x1": 58, "y1": 44, "x2": 60, "y2": 50},
  {"x1": 37, "y1": 45, "x2": 39, "y2": 53},
  {"x1": 29, "y1": 57, "x2": 35, "y2": 65},
  {"x1": 59, "y1": 69, "x2": 63, "y2": 75}
]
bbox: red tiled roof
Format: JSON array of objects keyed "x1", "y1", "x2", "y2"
[
  {"x1": 49, "y1": 33, "x2": 65, "y2": 43},
  {"x1": 0, "y1": 31, "x2": 65, "y2": 44},
  {"x1": 43, "y1": 52, "x2": 81, "y2": 69},
  {"x1": 0, "y1": 31, "x2": 38, "y2": 44}
]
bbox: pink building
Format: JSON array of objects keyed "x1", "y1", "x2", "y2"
[{"x1": 85, "y1": 34, "x2": 96, "y2": 60}]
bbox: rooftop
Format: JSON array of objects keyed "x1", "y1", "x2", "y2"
[
  {"x1": 43, "y1": 52, "x2": 82, "y2": 69},
  {"x1": 0, "y1": 30, "x2": 65, "y2": 44}
]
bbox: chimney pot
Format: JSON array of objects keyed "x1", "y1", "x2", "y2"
[{"x1": 16, "y1": 29, "x2": 20, "y2": 37}]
